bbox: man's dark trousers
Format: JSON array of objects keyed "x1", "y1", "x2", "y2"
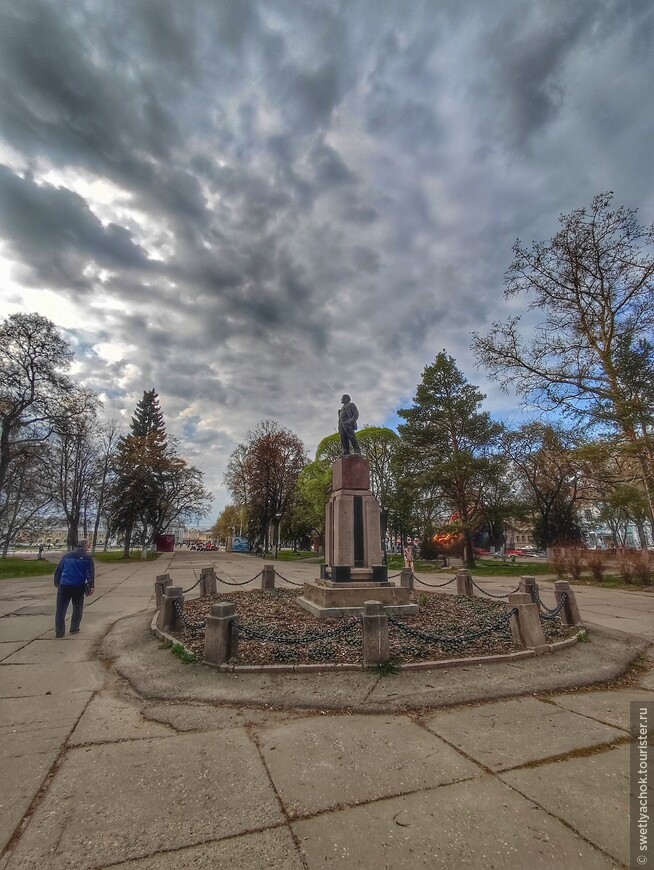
[{"x1": 55, "y1": 586, "x2": 85, "y2": 636}]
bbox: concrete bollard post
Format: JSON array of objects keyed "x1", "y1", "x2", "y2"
[
  {"x1": 155, "y1": 574, "x2": 172, "y2": 609},
  {"x1": 400, "y1": 568, "x2": 414, "y2": 590},
  {"x1": 262, "y1": 564, "x2": 276, "y2": 590},
  {"x1": 362, "y1": 600, "x2": 390, "y2": 666},
  {"x1": 158, "y1": 586, "x2": 184, "y2": 633},
  {"x1": 204, "y1": 602, "x2": 239, "y2": 665},
  {"x1": 456, "y1": 569, "x2": 473, "y2": 598},
  {"x1": 554, "y1": 581, "x2": 583, "y2": 626},
  {"x1": 507, "y1": 592, "x2": 548, "y2": 653},
  {"x1": 199, "y1": 567, "x2": 217, "y2": 596},
  {"x1": 519, "y1": 575, "x2": 539, "y2": 604}
]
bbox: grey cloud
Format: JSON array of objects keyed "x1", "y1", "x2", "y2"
[
  {"x1": 481, "y1": 1, "x2": 625, "y2": 147},
  {"x1": 1, "y1": 0, "x2": 653, "y2": 516},
  {"x1": 309, "y1": 142, "x2": 356, "y2": 188},
  {"x1": 0, "y1": 165, "x2": 152, "y2": 285}
]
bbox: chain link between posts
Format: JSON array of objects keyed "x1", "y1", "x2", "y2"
[
  {"x1": 536, "y1": 591, "x2": 568, "y2": 619},
  {"x1": 172, "y1": 598, "x2": 206, "y2": 632},
  {"x1": 388, "y1": 608, "x2": 517, "y2": 647},
  {"x1": 182, "y1": 569, "x2": 202, "y2": 594},
  {"x1": 237, "y1": 616, "x2": 361, "y2": 646},
  {"x1": 273, "y1": 569, "x2": 304, "y2": 587},
  {"x1": 412, "y1": 574, "x2": 457, "y2": 589},
  {"x1": 470, "y1": 578, "x2": 521, "y2": 599},
  {"x1": 217, "y1": 570, "x2": 264, "y2": 587}
]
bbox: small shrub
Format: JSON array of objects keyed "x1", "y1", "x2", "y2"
[
  {"x1": 625, "y1": 550, "x2": 652, "y2": 586},
  {"x1": 618, "y1": 554, "x2": 635, "y2": 585},
  {"x1": 418, "y1": 592, "x2": 430, "y2": 608},
  {"x1": 371, "y1": 658, "x2": 401, "y2": 676},
  {"x1": 548, "y1": 548, "x2": 568, "y2": 580},
  {"x1": 171, "y1": 643, "x2": 197, "y2": 664},
  {"x1": 585, "y1": 550, "x2": 608, "y2": 583},
  {"x1": 564, "y1": 548, "x2": 585, "y2": 582}
]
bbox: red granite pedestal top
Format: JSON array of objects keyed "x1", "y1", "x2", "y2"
[{"x1": 332, "y1": 454, "x2": 370, "y2": 491}]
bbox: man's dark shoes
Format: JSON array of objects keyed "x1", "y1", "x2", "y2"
[
  {"x1": 70, "y1": 629, "x2": 80, "y2": 634},
  {"x1": 55, "y1": 633, "x2": 64, "y2": 638}
]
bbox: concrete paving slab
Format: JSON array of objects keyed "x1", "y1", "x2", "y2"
[
  {"x1": 0, "y1": 693, "x2": 92, "y2": 852},
  {"x1": 548, "y1": 688, "x2": 654, "y2": 734},
  {"x1": 142, "y1": 702, "x2": 303, "y2": 732},
  {"x1": 0, "y1": 692, "x2": 92, "y2": 757},
  {"x1": 4, "y1": 637, "x2": 95, "y2": 664},
  {"x1": 0, "y1": 754, "x2": 56, "y2": 855},
  {"x1": 422, "y1": 696, "x2": 625, "y2": 771},
  {"x1": 107, "y1": 827, "x2": 305, "y2": 869},
  {"x1": 255, "y1": 714, "x2": 480, "y2": 817},
  {"x1": 500, "y1": 745, "x2": 631, "y2": 866},
  {"x1": 2, "y1": 731, "x2": 285, "y2": 870},
  {"x1": 292, "y1": 774, "x2": 615, "y2": 869},
  {"x1": 638, "y1": 669, "x2": 654, "y2": 690},
  {"x1": 0, "y1": 603, "x2": 26, "y2": 617},
  {"x1": 11, "y1": 606, "x2": 54, "y2": 616},
  {"x1": 0, "y1": 642, "x2": 24, "y2": 662},
  {"x1": 87, "y1": 596, "x2": 153, "y2": 613},
  {"x1": 0, "y1": 662, "x2": 103, "y2": 698},
  {"x1": 68, "y1": 692, "x2": 174, "y2": 744},
  {"x1": 0, "y1": 616, "x2": 55, "y2": 642}
]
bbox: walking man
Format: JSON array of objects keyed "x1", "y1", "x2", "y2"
[{"x1": 54, "y1": 539, "x2": 95, "y2": 637}]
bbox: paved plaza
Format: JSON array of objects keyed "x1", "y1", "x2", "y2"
[{"x1": 0, "y1": 551, "x2": 652, "y2": 869}]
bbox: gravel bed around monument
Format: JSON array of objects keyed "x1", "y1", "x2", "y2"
[{"x1": 171, "y1": 589, "x2": 576, "y2": 666}]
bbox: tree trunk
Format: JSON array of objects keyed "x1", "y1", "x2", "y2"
[
  {"x1": 123, "y1": 522, "x2": 132, "y2": 558},
  {"x1": 463, "y1": 528, "x2": 476, "y2": 568}
]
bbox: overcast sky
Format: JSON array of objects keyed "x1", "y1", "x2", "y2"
[{"x1": 1, "y1": 0, "x2": 653, "y2": 519}]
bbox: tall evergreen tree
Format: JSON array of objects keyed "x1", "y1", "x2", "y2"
[
  {"x1": 109, "y1": 389, "x2": 210, "y2": 556},
  {"x1": 110, "y1": 390, "x2": 171, "y2": 556},
  {"x1": 130, "y1": 389, "x2": 166, "y2": 439},
  {"x1": 397, "y1": 352, "x2": 503, "y2": 567}
]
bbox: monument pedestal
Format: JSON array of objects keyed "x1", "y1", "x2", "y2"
[
  {"x1": 297, "y1": 455, "x2": 418, "y2": 618},
  {"x1": 297, "y1": 580, "x2": 418, "y2": 618}
]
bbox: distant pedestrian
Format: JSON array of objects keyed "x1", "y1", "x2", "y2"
[
  {"x1": 404, "y1": 542, "x2": 415, "y2": 571},
  {"x1": 54, "y1": 540, "x2": 95, "y2": 638}
]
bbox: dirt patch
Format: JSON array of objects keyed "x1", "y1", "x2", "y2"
[{"x1": 171, "y1": 590, "x2": 575, "y2": 666}]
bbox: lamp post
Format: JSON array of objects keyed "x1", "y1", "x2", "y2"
[{"x1": 275, "y1": 512, "x2": 282, "y2": 559}]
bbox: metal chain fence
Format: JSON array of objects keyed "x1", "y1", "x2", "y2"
[
  {"x1": 388, "y1": 608, "x2": 517, "y2": 648},
  {"x1": 182, "y1": 570, "x2": 202, "y2": 594},
  {"x1": 273, "y1": 569, "x2": 304, "y2": 587},
  {"x1": 470, "y1": 579, "x2": 521, "y2": 599},
  {"x1": 237, "y1": 616, "x2": 361, "y2": 646},
  {"x1": 412, "y1": 574, "x2": 457, "y2": 589},
  {"x1": 217, "y1": 570, "x2": 264, "y2": 587},
  {"x1": 173, "y1": 598, "x2": 206, "y2": 632},
  {"x1": 536, "y1": 591, "x2": 568, "y2": 620}
]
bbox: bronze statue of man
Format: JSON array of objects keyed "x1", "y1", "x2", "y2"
[{"x1": 338, "y1": 394, "x2": 361, "y2": 455}]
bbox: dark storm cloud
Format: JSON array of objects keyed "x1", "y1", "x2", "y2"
[{"x1": 0, "y1": 165, "x2": 152, "y2": 286}]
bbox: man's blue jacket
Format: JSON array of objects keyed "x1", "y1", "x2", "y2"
[{"x1": 54, "y1": 548, "x2": 95, "y2": 588}]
